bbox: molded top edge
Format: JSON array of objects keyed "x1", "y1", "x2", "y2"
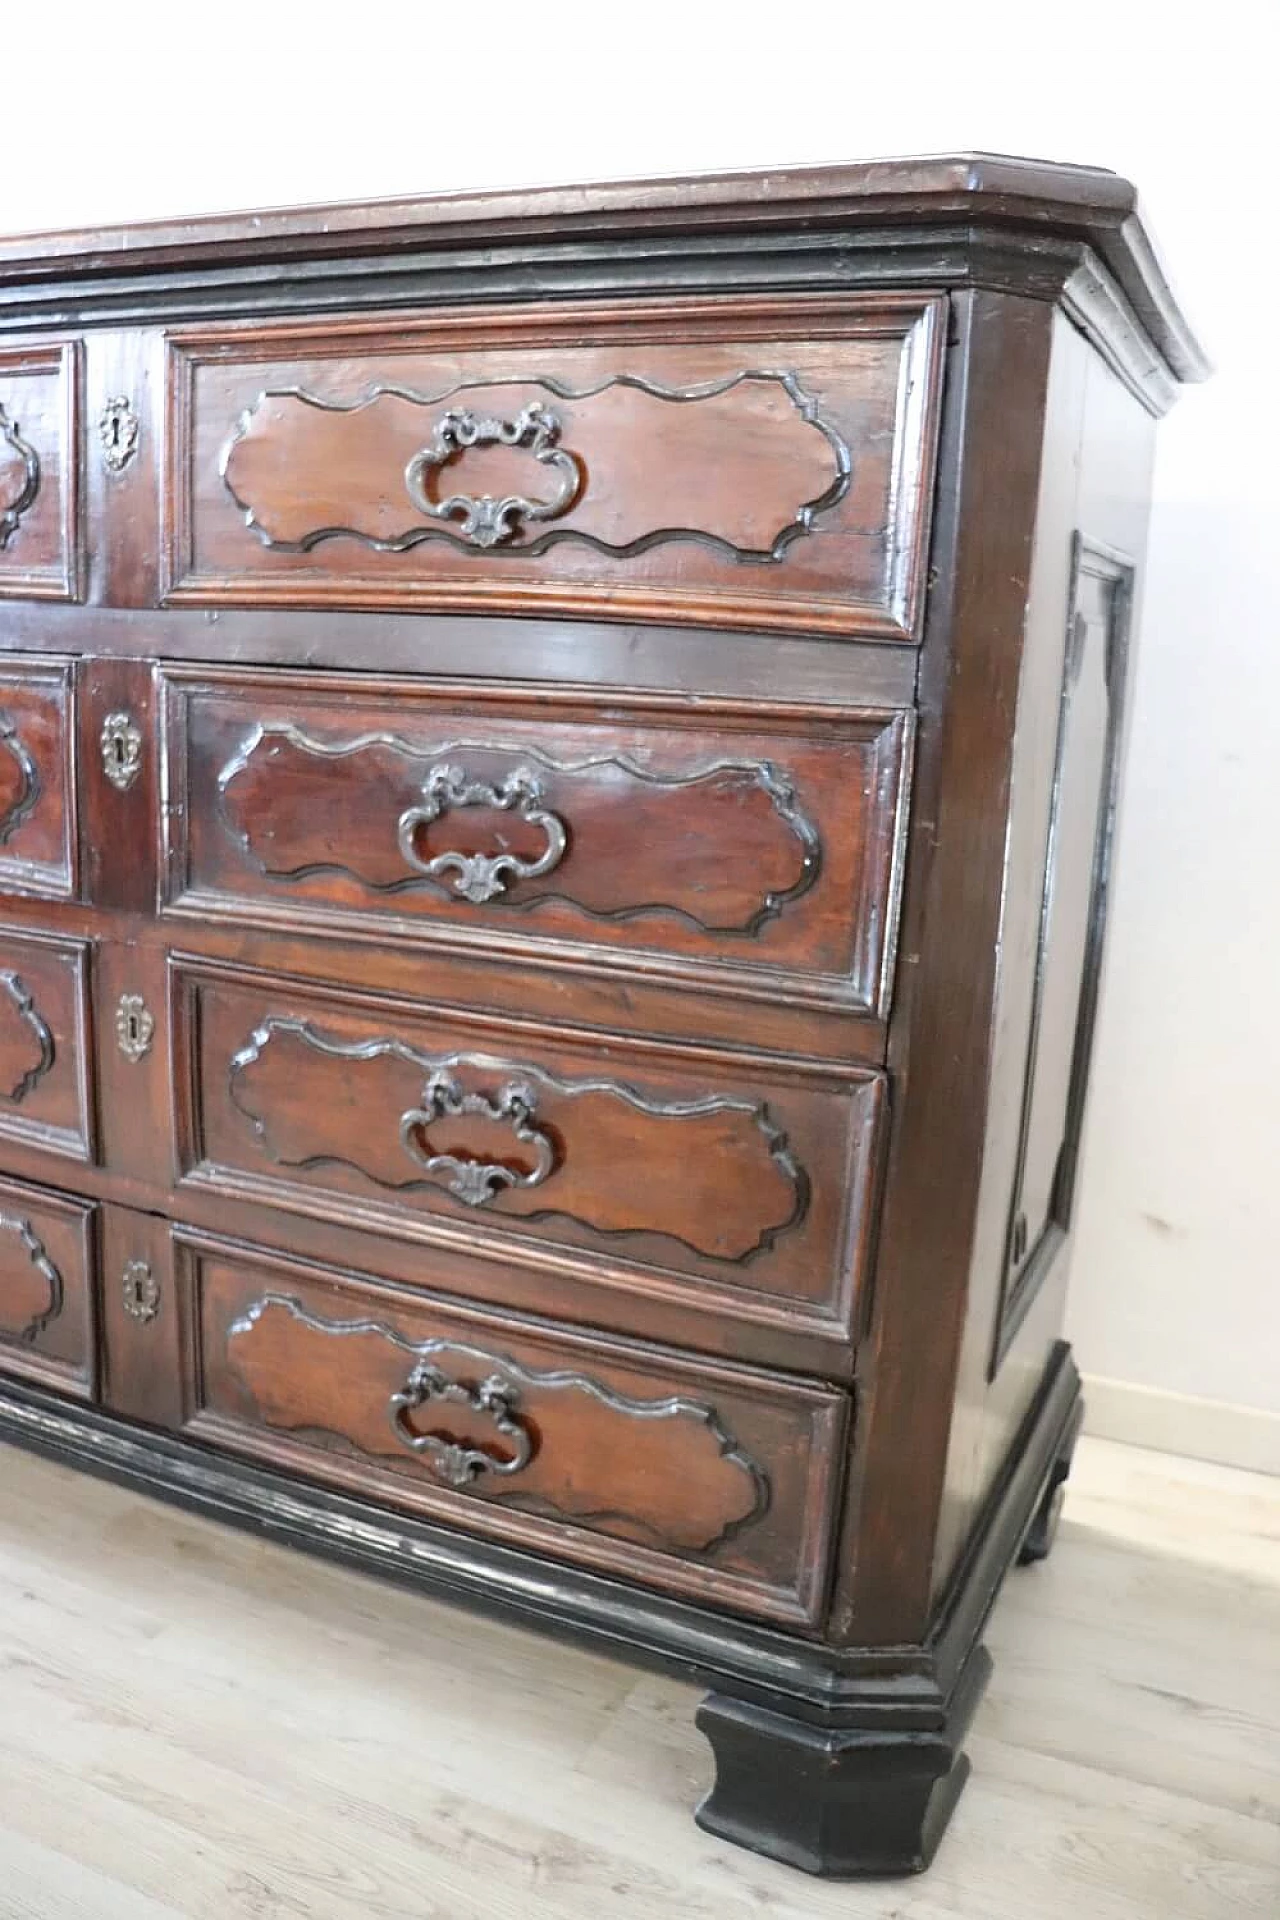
[{"x1": 0, "y1": 153, "x2": 1208, "y2": 382}]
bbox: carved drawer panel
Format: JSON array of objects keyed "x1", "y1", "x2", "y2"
[
  {"x1": 0, "y1": 925, "x2": 94, "y2": 1162},
  {"x1": 0, "y1": 1172, "x2": 97, "y2": 1399},
  {"x1": 162, "y1": 668, "x2": 912, "y2": 1019},
  {"x1": 0, "y1": 659, "x2": 77, "y2": 899},
  {"x1": 162, "y1": 294, "x2": 943, "y2": 639},
  {"x1": 172, "y1": 957, "x2": 885, "y2": 1347},
  {"x1": 179, "y1": 1229, "x2": 847, "y2": 1624},
  {"x1": 0, "y1": 342, "x2": 81, "y2": 602}
]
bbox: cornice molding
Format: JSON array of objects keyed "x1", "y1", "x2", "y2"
[{"x1": 0, "y1": 156, "x2": 1207, "y2": 400}]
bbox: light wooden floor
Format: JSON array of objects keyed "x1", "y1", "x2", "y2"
[{"x1": 0, "y1": 1437, "x2": 1276, "y2": 1919}]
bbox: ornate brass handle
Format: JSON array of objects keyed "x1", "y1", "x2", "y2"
[
  {"x1": 388, "y1": 1360, "x2": 534, "y2": 1485},
  {"x1": 397, "y1": 762, "x2": 567, "y2": 905},
  {"x1": 403, "y1": 401, "x2": 582, "y2": 548},
  {"x1": 399, "y1": 1069, "x2": 556, "y2": 1209},
  {"x1": 0, "y1": 406, "x2": 40, "y2": 550}
]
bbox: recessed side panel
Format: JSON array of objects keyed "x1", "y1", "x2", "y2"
[{"x1": 991, "y1": 536, "x2": 1133, "y2": 1370}]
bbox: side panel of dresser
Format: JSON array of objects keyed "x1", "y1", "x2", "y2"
[
  {"x1": 832, "y1": 294, "x2": 1159, "y2": 1643},
  {"x1": 930, "y1": 313, "x2": 1159, "y2": 1596}
]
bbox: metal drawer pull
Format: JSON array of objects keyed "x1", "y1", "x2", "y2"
[
  {"x1": 397, "y1": 762, "x2": 567, "y2": 905},
  {"x1": 399, "y1": 1069, "x2": 556, "y2": 1209},
  {"x1": 101, "y1": 712, "x2": 143, "y2": 791},
  {"x1": 403, "y1": 401, "x2": 582, "y2": 548},
  {"x1": 389, "y1": 1360, "x2": 534, "y2": 1485},
  {"x1": 0, "y1": 406, "x2": 39, "y2": 549}
]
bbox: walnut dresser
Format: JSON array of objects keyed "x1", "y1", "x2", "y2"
[{"x1": 0, "y1": 156, "x2": 1204, "y2": 1878}]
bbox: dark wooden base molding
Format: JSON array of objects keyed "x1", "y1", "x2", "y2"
[
  {"x1": 1017, "y1": 1392, "x2": 1085, "y2": 1566},
  {"x1": 696, "y1": 1643, "x2": 992, "y2": 1877}
]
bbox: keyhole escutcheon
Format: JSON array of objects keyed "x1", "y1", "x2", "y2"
[
  {"x1": 115, "y1": 992, "x2": 155, "y2": 1063},
  {"x1": 100, "y1": 713, "x2": 143, "y2": 792},
  {"x1": 98, "y1": 397, "x2": 139, "y2": 475}
]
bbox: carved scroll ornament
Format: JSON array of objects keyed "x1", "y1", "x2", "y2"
[
  {"x1": 0, "y1": 1212, "x2": 63, "y2": 1343},
  {"x1": 0, "y1": 970, "x2": 55, "y2": 1105},
  {"x1": 227, "y1": 1020, "x2": 808, "y2": 1265},
  {"x1": 226, "y1": 1293, "x2": 770, "y2": 1552},
  {"x1": 219, "y1": 727, "x2": 820, "y2": 937},
  {"x1": 221, "y1": 370, "x2": 849, "y2": 562}
]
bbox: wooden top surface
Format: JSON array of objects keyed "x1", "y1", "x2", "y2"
[{"x1": 0, "y1": 154, "x2": 1208, "y2": 382}]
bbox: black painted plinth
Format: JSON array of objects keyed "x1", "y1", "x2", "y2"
[
  {"x1": 1017, "y1": 1395, "x2": 1084, "y2": 1565},
  {"x1": 695, "y1": 1642, "x2": 992, "y2": 1878}
]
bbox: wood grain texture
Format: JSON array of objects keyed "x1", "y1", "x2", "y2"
[
  {"x1": 171, "y1": 954, "x2": 886, "y2": 1343},
  {"x1": 831, "y1": 292, "x2": 1058, "y2": 1647},
  {"x1": 0, "y1": 1172, "x2": 95, "y2": 1397},
  {"x1": 178, "y1": 1226, "x2": 848, "y2": 1627},
  {"x1": 162, "y1": 666, "x2": 913, "y2": 1022},
  {"x1": 0, "y1": 658, "x2": 77, "y2": 899},
  {"x1": 0, "y1": 925, "x2": 93, "y2": 1163},
  {"x1": 162, "y1": 295, "x2": 944, "y2": 639},
  {"x1": 0, "y1": 342, "x2": 81, "y2": 602},
  {"x1": 0, "y1": 597, "x2": 916, "y2": 707},
  {"x1": 0, "y1": 1437, "x2": 1273, "y2": 1917},
  {"x1": 933, "y1": 315, "x2": 1161, "y2": 1601}
]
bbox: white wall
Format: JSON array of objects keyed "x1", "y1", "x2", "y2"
[{"x1": 9, "y1": 3, "x2": 1278, "y2": 1436}]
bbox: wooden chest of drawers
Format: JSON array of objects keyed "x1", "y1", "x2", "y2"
[{"x1": 0, "y1": 154, "x2": 1204, "y2": 1878}]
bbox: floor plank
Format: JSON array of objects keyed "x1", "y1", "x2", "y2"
[{"x1": 0, "y1": 1436, "x2": 1276, "y2": 1918}]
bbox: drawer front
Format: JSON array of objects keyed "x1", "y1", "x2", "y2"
[
  {"x1": 179, "y1": 1230, "x2": 847, "y2": 1624},
  {"x1": 163, "y1": 294, "x2": 943, "y2": 639},
  {"x1": 172, "y1": 958, "x2": 884, "y2": 1345},
  {"x1": 0, "y1": 342, "x2": 81, "y2": 602},
  {"x1": 163, "y1": 669, "x2": 912, "y2": 1019},
  {"x1": 0, "y1": 926, "x2": 94, "y2": 1161},
  {"x1": 0, "y1": 1173, "x2": 96, "y2": 1398},
  {"x1": 0, "y1": 660, "x2": 77, "y2": 899}
]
